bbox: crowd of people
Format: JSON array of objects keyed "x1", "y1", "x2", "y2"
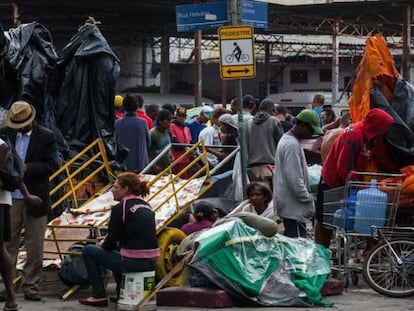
[
  {"x1": 61, "y1": 91, "x2": 402, "y2": 308},
  {"x1": 113, "y1": 92, "x2": 396, "y2": 241},
  {"x1": 113, "y1": 92, "x2": 385, "y2": 241},
  {"x1": 0, "y1": 93, "x2": 395, "y2": 309}
]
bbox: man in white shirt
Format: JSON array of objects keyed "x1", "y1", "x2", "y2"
[{"x1": 198, "y1": 107, "x2": 227, "y2": 167}]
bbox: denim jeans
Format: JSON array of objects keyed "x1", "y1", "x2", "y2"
[{"x1": 82, "y1": 244, "x2": 156, "y2": 298}]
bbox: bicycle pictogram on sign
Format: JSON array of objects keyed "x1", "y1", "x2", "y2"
[{"x1": 225, "y1": 42, "x2": 250, "y2": 63}]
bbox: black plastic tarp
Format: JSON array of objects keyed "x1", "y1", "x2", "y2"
[
  {"x1": 371, "y1": 81, "x2": 414, "y2": 168},
  {"x1": 390, "y1": 76, "x2": 414, "y2": 132},
  {"x1": 0, "y1": 22, "x2": 57, "y2": 113},
  {"x1": 43, "y1": 19, "x2": 121, "y2": 159}
]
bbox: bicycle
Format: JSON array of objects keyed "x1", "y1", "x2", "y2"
[
  {"x1": 225, "y1": 52, "x2": 249, "y2": 63},
  {"x1": 363, "y1": 226, "x2": 414, "y2": 297}
]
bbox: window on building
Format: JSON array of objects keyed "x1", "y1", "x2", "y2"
[
  {"x1": 290, "y1": 70, "x2": 307, "y2": 84},
  {"x1": 320, "y1": 69, "x2": 332, "y2": 82}
]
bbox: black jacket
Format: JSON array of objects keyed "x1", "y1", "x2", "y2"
[
  {"x1": 0, "y1": 123, "x2": 58, "y2": 217},
  {"x1": 102, "y1": 198, "x2": 158, "y2": 255}
]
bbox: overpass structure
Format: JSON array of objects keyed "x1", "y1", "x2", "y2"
[
  {"x1": 0, "y1": 1, "x2": 411, "y2": 100},
  {"x1": 0, "y1": 1, "x2": 408, "y2": 44}
]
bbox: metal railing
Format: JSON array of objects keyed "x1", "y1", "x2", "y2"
[{"x1": 49, "y1": 138, "x2": 115, "y2": 211}]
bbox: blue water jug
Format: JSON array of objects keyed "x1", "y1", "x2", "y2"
[
  {"x1": 354, "y1": 179, "x2": 388, "y2": 234},
  {"x1": 333, "y1": 208, "x2": 353, "y2": 230},
  {"x1": 333, "y1": 189, "x2": 357, "y2": 230}
]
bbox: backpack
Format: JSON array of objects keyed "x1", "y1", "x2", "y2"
[
  {"x1": 58, "y1": 243, "x2": 90, "y2": 287},
  {"x1": 0, "y1": 136, "x2": 23, "y2": 192}
]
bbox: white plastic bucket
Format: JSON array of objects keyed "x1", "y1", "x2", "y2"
[{"x1": 117, "y1": 271, "x2": 156, "y2": 311}]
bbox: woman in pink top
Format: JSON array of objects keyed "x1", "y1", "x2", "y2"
[
  {"x1": 181, "y1": 202, "x2": 218, "y2": 235},
  {"x1": 170, "y1": 107, "x2": 193, "y2": 178}
]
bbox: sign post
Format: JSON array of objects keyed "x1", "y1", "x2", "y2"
[
  {"x1": 218, "y1": 25, "x2": 256, "y2": 80},
  {"x1": 219, "y1": 21, "x2": 256, "y2": 198}
]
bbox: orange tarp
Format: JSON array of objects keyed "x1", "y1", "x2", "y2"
[{"x1": 348, "y1": 34, "x2": 399, "y2": 122}]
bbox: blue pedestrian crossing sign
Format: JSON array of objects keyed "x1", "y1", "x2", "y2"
[{"x1": 219, "y1": 25, "x2": 256, "y2": 80}]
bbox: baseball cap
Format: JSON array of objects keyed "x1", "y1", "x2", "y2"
[
  {"x1": 296, "y1": 109, "x2": 323, "y2": 135},
  {"x1": 218, "y1": 113, "x2": 238, "y2": 130},
  {"x1": 259, "y1": 99, "x2": 275, "y2": 111},
  {"x1": 201, "y1": 106, "x2": 213, "y2": 119}
]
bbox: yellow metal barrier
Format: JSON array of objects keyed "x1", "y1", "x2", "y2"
[
  {"x1": 9, "y1": 139, "x2": 118, "y2": 297},
  {"x1": 49, "y1": 138, "x2": 115, "y2": 211},
  {"x1": 147, "y1": 140, "x2": 213, "y2": 233},
  {"x1": 41, "y1": 138, "x2": 214, "y2": 298}
]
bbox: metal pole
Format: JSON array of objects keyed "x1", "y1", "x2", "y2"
[
  {"x1": 160, "y1": 35, "x2": 170, "y2": 96},
  {"x1": 194, "y1": 30, "x2": 202, "y2": 106},
  {"x1": 402, "y1": 5, "x2": 411, "y2": 82},
  {"x1": 230, "y1": 0, "x2": 247, "y2": 197},
  {"x1": 12, "y1": 3, "x2": 20, "y2": 26},
  {"x1": 265, "y1": 42, "x2": 270, "y2": 97},
  {"x1": 332, "y1": 22, "x2": 339, "y2": 105},
  {"x1": 221, "y1": 80, "x2": 227, "y2": 107},
  {"x1": 142, "y1": 37, "x2": 147, "y2": 87}
]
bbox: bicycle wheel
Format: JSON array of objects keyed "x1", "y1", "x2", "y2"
[
  {"x1": 241, "y1": 54, "x2": 249, "y2": 62},
  {"x1": 363, "y1": 239, "x2": 414, "y2": 297},
  {"x1": 225, "y1": 55, "x2": 233, "y2": 63}
]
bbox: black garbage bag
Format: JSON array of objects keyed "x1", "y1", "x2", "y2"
[
  {"x1": 58, "y1": 243, "x2": 90, "y2": 287},
  {"x1": 390, "y1": 76, "x2": 414, "y2": 132},
  {"x1": 0, "y1": 21, "x2": 57, "y2": 113},
  {"x1": 43, "y1": 18, "x2": 122, "y2": 160},
  {"x1": 370, "y1": 84, "x2": 414, "y2": 167}
]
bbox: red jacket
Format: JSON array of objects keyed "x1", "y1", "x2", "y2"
[
  {"x1": 136, "y1": 109, "x2": 153, "y2": 129},
  {"x1": 170, "y1": 122, "x2": 192, "y2": 163},
  {"x1": 322, "y1": 108, "x2": 397, "y2": 188}
]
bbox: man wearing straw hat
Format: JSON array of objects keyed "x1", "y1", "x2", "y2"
[{"x1": 0, "y1": 100, "x2": 57, "y2": 302}]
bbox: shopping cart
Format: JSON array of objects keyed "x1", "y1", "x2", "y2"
[{"x1": 323, "y1": 171, "x2": 403, "y2": 287}]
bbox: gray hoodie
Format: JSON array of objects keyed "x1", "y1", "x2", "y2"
[{"x1": 247, "y1": 112, "x2": 284, "y2": 166}]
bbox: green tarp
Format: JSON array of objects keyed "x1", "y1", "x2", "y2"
[{"x1": 189, "y1": 219, "x2": 333, "y2": 307}]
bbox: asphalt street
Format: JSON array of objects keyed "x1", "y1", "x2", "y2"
[{"x1": 6, "y1": 272, "x2": 414, "y2": 311}]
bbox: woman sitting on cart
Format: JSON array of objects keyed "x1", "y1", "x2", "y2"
[
  {"x1": 315, "y1": 108, "x2": 399, "y2": 248},
  {"x1": 79, "y1": 172, "x2": 159, "y2": 307}
]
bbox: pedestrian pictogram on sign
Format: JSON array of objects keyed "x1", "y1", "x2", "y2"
[{"x1": 219, "y1": 25, "x2": 255, "y2": 80}]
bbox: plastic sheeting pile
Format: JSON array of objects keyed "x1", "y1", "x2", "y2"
[
  {"x1": 0, "y1": 19, "x2": 122, "y2": 161},
  {"x1": 348, "y1": 34, "x2": 414, "y2": 168},
  {"x1": 0, "y1": 22, "x2": 57, "y2": 114},
  {"x1": 43, "y1": 18, "x2": 120, "y2": 158},
  {"x1": 189, "y1": 219, "x2": 332, "y2": 307}
]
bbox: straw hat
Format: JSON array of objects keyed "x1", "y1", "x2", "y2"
[{"x1": 5, "y1": 100, "x2": 36, "y2": 129}]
